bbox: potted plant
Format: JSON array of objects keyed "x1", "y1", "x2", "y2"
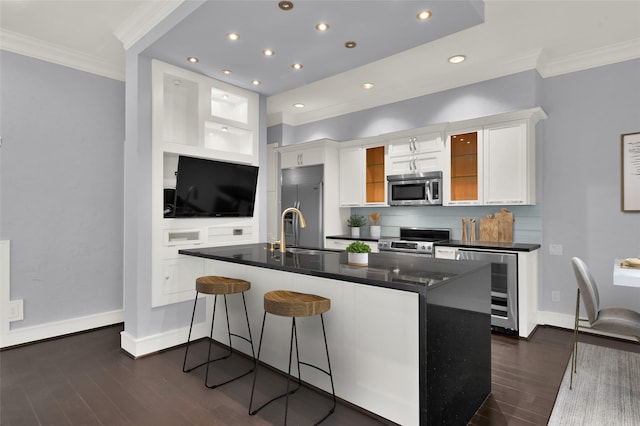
[
  {"x1": 346, "y1": 241, "x2": 371, "y2": 266},
  {"x1": 368, "y1": 211, "x2": 381, "y2": 238},
  {"x1": 347, "y1": 214, "x2": 366, "y2": 237}
]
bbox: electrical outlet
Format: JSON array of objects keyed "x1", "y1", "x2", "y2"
[
  {"x1": 549, "y1": 244, "x2": 563, "y2": 256},
  {"x1": 551, "y1": 291, "x2": 560, "y2": 302},
  {"x1": 7, "y1": 299, "x2": 24, "y2": 322}
]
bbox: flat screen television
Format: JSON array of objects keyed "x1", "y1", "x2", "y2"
[{"x1": 168, "y1": 155, "x2": 259, "y2": 218}]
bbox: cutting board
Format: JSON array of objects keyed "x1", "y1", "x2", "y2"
[{"x1": 480, "y1": 208, "x2": 513, "y2": 243}]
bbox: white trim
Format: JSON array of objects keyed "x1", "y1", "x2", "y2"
[
  {"x1": 120, "y1": 320, "x2": 209, "y2": 358},
  {"x1": 0, "y1": 309, "x2": 124, "y2": 349},
  {"x1": 538, "y1": 38, "x2": 640, "y2": 78},
  {"x1": 536, "y1": 310, "x2": 639, "y2": 342},
  {"x1": 114, "y1": 0, "x2": 184, "y2": 50},
  {"x1": 0, "y1": 29, "x2": 124, "y2": 81}
]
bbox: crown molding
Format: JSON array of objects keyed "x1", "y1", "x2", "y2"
[
  {"x1": 537, "y1": 38, "x2": 640, "y2": 78},
  {"x1": 114, "y1": 0, "x2": 184, "y2": 50},
  {"x1": 0, "y1": 29, "x2": 124, "y2": 81}
]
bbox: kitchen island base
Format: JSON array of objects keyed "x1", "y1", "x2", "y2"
[{"x1": 180, "y1": 244, "x2": 491, "y2": 425}]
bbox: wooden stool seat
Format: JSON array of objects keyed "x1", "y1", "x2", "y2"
[
  {"x1": 196, "y1": 276, "x2": 250, "y2": 295},
  {"x1": 264, "y1": 290, "x2": 330, "y2": 317}
]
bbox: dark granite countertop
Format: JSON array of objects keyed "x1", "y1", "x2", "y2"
[
  {"x1": 179, "y1": 243, "x2": 486, "y2": 294},
  {"x1": 326, "y1": 234, "x2": 379, "y2": 242},
  {"x1": 327, "y1": 235, "x2": 540, "y2": 252},
  {"x1": 436, "y1": 240, "x2": 540, "y2": 252}
]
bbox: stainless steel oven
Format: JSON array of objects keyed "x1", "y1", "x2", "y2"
[{"x1": 378, "y1": 228, "x2": 450, "y2": 257}]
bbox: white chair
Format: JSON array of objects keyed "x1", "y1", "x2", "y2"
[{"x1": 570, "y1": 257, "x2": 640, "y2": 389}]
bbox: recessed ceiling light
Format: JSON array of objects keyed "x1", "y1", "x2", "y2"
[
  {"x1": 187, "y1": 56, "x2": 199, "y2": 63},
  {"x1": 448, "y1": 55, "x2": 466, "y2": 64},
  {"x1": 345, "y1": 41, "x2": 357, "y2": 49},
  {"x1": 263, "y1": 49, "x2": 275, "y2": 57},
  {"x1": 226, "y1": 33, "x2": 240, "y2": 41},
  {"x1": 252, "y1": 80, "x2": 261, "y2": 86},
  {"x1": 362, "y1": 83, "x2": 374, "y2": 90},
  {"x1": 293, "y1": 103, "x2": 305, "y2": 108},
  {"x1": 221, "y1": 126, "x2": 229, "y2": 132},
  {"x1": 292, "y1": 63, "x2": 303, "y2": 70},
  {"x1": 222, "y1": 69, "x2": 232, "y2": 75},
  {"x1": 316, "y1": 22, "x2": 329, "y2": 31},
  {"x1": 222, "y1": 94, "x2": 229, "y2": 100},
  {"x1": 417, "y1": 10, "x2": 432, "y2": 20},
  {"x1": 173, "y1": 79, "x2": 181, "y2": 86},
  {"x1": 278, "y1": 1, "x2": 293, "y2": 10}
]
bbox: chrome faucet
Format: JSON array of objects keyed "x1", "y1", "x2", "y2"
[{"x1": 278, "y1": 207, "x2": 307, "y2": 253}]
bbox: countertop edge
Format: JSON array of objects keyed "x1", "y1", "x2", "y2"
[{"x1": 436, "y1": 241, "x2": 540, "y2": 252}]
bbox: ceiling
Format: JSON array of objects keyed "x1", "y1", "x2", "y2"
[{"x1": 2, "y1": 1, "x2": 639, "y2": 127}]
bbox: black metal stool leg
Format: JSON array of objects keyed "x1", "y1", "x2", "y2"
[
  {"x1": 182, "y1": 291, "x2": 199, "y2": 373},
  {"x1": 205, "y1": 293, "x2": 256, "y2": 389},
  {"x1": 249, "y1": 311, "x2": 268, "y2": 415},
  {"x1": 249, "y1": 313, "x2": 302, "y2": 418},
  {"x1": 314, "y1": 313, "x2": 336, "y2": 425},
  {"x1": 284, "y1": 317, "x2": 300, "y2": 426},
  {"x1": 241, "y1": 292, "x2": 257, "y2": 364}
]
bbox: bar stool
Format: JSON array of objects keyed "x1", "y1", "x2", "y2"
[
  {"x1": 249, "y1": 290, "x2": 336, "y2": 425},
  {"x1": 182, "y1": 275, "x2": 256, "y2": 389}
]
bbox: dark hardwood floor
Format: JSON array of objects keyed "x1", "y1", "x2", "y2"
[{"x1": 1, "y1": 324, "x2": 638, "y2": 425}]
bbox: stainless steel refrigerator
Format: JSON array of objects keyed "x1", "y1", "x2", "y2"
[{"x1": 281, "y1": 165, "x2": 323, "y2": 248}]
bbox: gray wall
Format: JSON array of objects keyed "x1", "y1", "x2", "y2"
[
  {"x1": 0, "y1": 51, "x2": 125, "y2": 328},
  {"x1": 539, "y1": 59, "x2": 640, "y2": 313}
]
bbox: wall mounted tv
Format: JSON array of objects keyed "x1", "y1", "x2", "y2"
[{"x1": 168, "y1": 155, "x2": 259, "y2": 218}]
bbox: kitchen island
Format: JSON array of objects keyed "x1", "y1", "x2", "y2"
[{"x1": 179, "y1": 243, "x2": 491, "y2": 426}]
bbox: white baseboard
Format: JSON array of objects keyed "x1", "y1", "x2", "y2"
[
  {"x1": 0, "y1": 309, "x2": 124, "y2": 349},
  {"x1": 536, "y1": 310, "x2": 638, "y2": 342},
  {"x1": 120, "y1": 320, "x2": 209, "y2": 358}
]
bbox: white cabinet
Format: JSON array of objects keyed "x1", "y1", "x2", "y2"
[
  {"x1": 387, "y1": 132, "x2": 444, "y2": 175},
  {"x1": 339, "y1": 146, "x2": 363, "y2": 206},
  {"x1": 280, "y1": 146, "x2": 324, "y2": 168},
  {"x1": 151, "y1": 60, "x2": 260, "y2": 307},
  {"x1": 443, "y1": 108, "x2": 546, "y2": 206},
  {"x1": 483, "y1": 121, "x2": 531, "y2": 205},
  {"x1": 338, "y1": 141, "x2": 387, "y2": 207},
  {"x1": 325, "y1": 238, "x2": 379, "y2": 253}
]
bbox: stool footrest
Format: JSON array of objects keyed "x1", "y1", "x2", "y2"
[{"x1": 248, "y1": 378, "x2": 301, "y2": 415}]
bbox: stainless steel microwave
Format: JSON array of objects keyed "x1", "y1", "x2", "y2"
[{"x1": 387, "y1": 171, "x2": 442, "y2": 206}]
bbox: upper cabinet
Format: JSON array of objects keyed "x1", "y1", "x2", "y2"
[
  {"x1": 443, "y1": 108, "x2": 546, "y2": 206},
  {"x1": 153, "y1": 60, "x2": 259, "y2": 165},
  {"x1": 280, "y1": 145, "x2": 325, "y2": 169},
  {"x1": 387, "y1": 132, "x2": 444, "y2": 175},
  {"x1": 339, "y1": 139, "x2": 387, "y2": 207}
]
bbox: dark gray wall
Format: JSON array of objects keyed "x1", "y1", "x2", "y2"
[{"x1": 0, "y1": 51, "x2": 125, "y2": 328}]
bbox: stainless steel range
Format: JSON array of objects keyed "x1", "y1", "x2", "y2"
[{"x1": 378, "y1": 228, "x2": 451, "y2": 257}]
